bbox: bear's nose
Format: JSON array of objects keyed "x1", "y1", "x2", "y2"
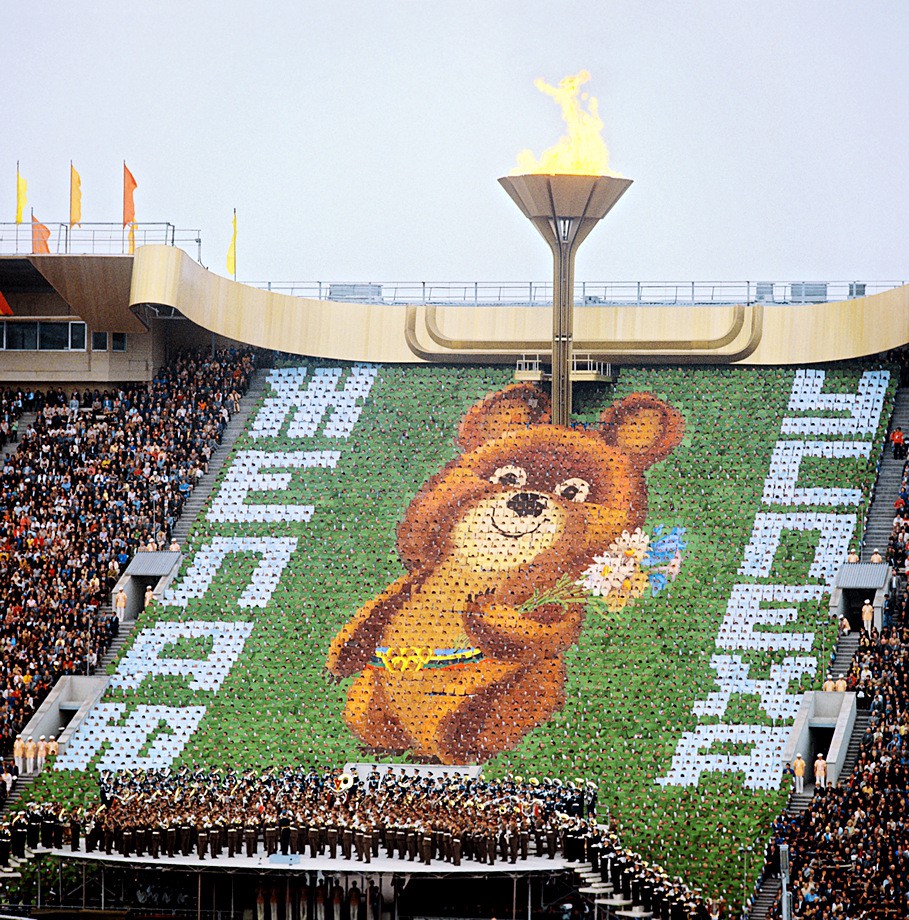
[{"x1": 506, "y1": 492, "x2": 547, "y2": 518}]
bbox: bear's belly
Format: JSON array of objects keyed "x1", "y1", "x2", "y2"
[
  {"x1": 374, "y1": 658, "x2": 516, "y2": 756},
  {"x1": 376, "y1": 587, "x2": 474, "y2": 654}
]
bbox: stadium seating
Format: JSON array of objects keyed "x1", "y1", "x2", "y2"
[
  {"x1": 31, "y1": 359, "x2": 895, "y2": 906},
  {"x1": 0, "y1": 349, "x2": 253, "y2": 760}
]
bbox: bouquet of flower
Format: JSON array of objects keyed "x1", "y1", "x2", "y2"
[{"x1": 578, "y1": 525, "x2": 687, "y2": 613}]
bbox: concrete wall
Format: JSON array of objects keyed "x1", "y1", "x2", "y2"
[
  {"x1": 20, "y1": 675, "x2": 109, "y2": 756},
  {"x1": 783, "y1": 691, "x2": 857, "y2": 787}
]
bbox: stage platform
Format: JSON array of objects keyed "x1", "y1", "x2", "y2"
[{"x1": 44, "y1": 845, "x2": 569, "y2": 877}]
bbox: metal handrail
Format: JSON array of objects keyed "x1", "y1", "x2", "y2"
[
  {"x1": 246, "y1": 279, "x2": 906, "y2": 306},
  {"x1": 0, "y1": 222, "x2": 202, "y2": 261}
]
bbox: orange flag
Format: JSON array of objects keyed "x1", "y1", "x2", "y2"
[
  {"x1": 0, "y1": 292, "x2": 13, "y2": 317},
  {"x1": 31, "y1": 213, "x2": 51, "y2": 254},
  {"x1": 123, "y1": 162, "x2": 137, "y2": 226}
]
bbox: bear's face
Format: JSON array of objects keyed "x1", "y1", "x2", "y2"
[
  {"x1": 443, "y1": 427, "x2": 646, "y2": 573},
  {"x1": 397, "y1": 385, "x2": 684, "y2": 581}
]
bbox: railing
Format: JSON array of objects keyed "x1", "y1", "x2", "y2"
[
  {"x1": 245, "y1": 279, "x2": 906, "y2": 306},
  {"x1": 0, "y1": 222, "x2": 202, "y2": 260}
]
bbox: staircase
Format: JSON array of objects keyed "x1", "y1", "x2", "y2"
[
  {"x1": 3, "y1": 773, "x2": 38, "y2": 813},
  {"x1": 97, "y1": 605, "x2": 131, "y2": 673},
  {"x1": 170, "y1": 372, "x2": 266, "y2": 548},
  {"x1": 746, "y1": 787, "x2": 822, "y2": 918},
  {"x1": 0, "y1": 412, "x2": 36, "y2": 462},
  {"x1": 829, "y1": 633, "x2": 860, "y2": 679},
  {"x1": 839, "y1": 711, "x2": 871, "y2": 779},
  {"x1": 861, "y1": 388, "x2": 909, "y2": 560},
  {"x1": 748, "y1": 877, "x2": 779, "y2": 919}
]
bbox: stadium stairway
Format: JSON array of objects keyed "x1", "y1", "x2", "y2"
[
  {"x1": 169, "y1": 370, "x2": 266, "y2": 549},
  {"x1": 838, "y1": 710, "x2": 871, "y2": 779},
  {"x1": 861, "y1": 388, "x2": 909, "y2": 560},
  {"x1": 97, "y1": 604, "x2": 129, "y2": 672},
  {"x1": 2, "y1": 771, "x2": 38, "y2": 815},
  {"x1": 0, "y1": 412, "x2": 36, "y2": 462},
  {"x1": 829, "y1": 633, "x2": 860, "y2": 679}
]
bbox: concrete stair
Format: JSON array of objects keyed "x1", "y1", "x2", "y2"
[
  {"x1": 2, "y1": 772, "x2": 38, "y2": 814},
  {"x1": 97, "y1": 606, "x2": 132, "y2": 673},
  {"x1": 829, "y1": 633, "x2": 860, "y2": 679},
  {"x1": 169, "y1": 372, "x2": 266, "y2": 548},
  {"x1": 0, "y1": 412, "x2": 36, "y2": 462},
  {"x1": 748, "y1": 876, "x2": 779, "y2": 919},
  {"x1": 839, "y1": 711, "x2": 871, "y2": 779},
  {"x1": 861, "y1": 388, "x2": 909, "y2": 560}
]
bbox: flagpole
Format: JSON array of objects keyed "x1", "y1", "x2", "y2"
[
  {"x1": 68, "y1": 160, "x2": 72, "y2": 254},
  {"x1": 122, "y1": 161, "x2": 126, "y2": 255},
  {"x1": 15, "y1": 163, "x2": 19, "y2": 254}
]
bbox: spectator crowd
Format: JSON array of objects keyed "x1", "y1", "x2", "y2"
[
  {"x1": 0, "y1": 348, "x2": 254, "y2": 755},
  {"x1": 763, "y1": 411, "x2": 909, "y2": 918}
]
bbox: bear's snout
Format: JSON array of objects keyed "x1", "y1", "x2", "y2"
[{"x1": 506, "y1": 492, "x2": 548, "y2": 519}]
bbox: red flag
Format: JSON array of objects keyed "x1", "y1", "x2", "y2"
[
  {"x1": 0, "y1": 292, "x2": 13, "y2": 317},
  {"x1": 123, "y1": 163, "x2": 137, "y2": 227},
  {"x1": 31, "y1": 214, "x2": 51, "y2": 254}
]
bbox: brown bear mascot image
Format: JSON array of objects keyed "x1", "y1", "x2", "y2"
[{"x1": 327, "y1": 383, "x2": 684, "y2": 764}]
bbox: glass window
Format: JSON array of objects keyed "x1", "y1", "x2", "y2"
[
  {"x1": 92, "y1": 331, "x2": 108, "y2": 351},
  {"x1": 111, "y1": 332, "x2": 127, "y2": 352},
  {"x1": 38, "y1": 322, "x2": 70, "y2": 351},
  {"x1": 5, "y1": 322, "x2": 38, "y2": 351},
  {"x1": 69, "y1": 322, "x2": 86, "y2": 351}
]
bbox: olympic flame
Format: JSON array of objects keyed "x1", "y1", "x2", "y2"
[{"x1": 511, "y1": 70, "x2": 618, "y2": 177}]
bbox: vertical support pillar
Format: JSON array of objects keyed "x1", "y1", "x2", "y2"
[{"x1": 551, "y1": 235, "x2": 577, "y2": 427}]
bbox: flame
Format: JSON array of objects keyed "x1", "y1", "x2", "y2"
[{"x1": 511, "y1": 70, "x2": 618, "y2": 177}]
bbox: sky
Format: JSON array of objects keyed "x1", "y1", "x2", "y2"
[{"x1": 5, "y1": 1, "x2": 909, "y2": 285}]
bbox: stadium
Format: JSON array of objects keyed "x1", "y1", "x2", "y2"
[{"x1": 3, "y1": 5, "x2": 909, "y2": 920}]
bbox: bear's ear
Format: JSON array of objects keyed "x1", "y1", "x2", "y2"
[
  {"x1": 599, "y1": 392, "x2": 684, "y2": 468},
  {"x1": 457, "y1": 384, "x2": 551, "y2": 453}
]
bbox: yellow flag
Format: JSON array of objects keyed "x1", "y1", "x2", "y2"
[
  {"x1": 128, "y1": 222, "x2": 136, "y2": 255},
  {"x1": 226, "y1": 210, "x2": 237, "y2": 276},
  {"x1": 69, "y1": 163, "x2": 82, "y2": 227},
  {"x1": 15, "y1": 165, "x2": 27, "y2": 224}
]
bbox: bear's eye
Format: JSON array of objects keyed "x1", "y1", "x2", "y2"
[
  {"x1": 555, "y1": 478, "x2": 590, "y2": 503},
  {"x1": 489, "y1": 465, "x2": 527, "y2": 488}
]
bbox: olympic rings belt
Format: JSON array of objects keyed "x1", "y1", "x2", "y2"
[{"x1": 369, "y1": 646, "x2": 483, "y2": 672}]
